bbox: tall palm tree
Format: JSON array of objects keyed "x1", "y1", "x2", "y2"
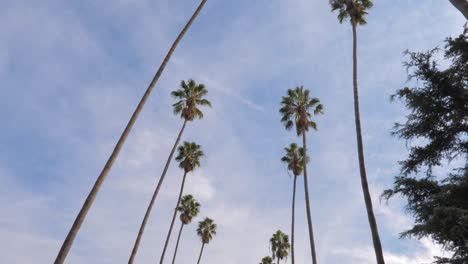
[
  {"x1": 330, "y1": 1, "x2": 385, "y2": 263},
  {"x1": 260, "y1": 256, "x2": 273, "y2": 264},
  {"x1": 54, "y1": 2, "x2": 209, "y2": 263},
  {"x1": 129, "y1": 80, "x2": 211, "y2": 263},
  {"x1": 281, "y1": 143, "x2": 307, "y2": 264},
  {"x1": 159, "y1": 143, "x2": 204, "y2": 263},
  {"x1": 280, "y1": 86, "x2": 323, "y2": 264},
  {"x1": 196, "y1": 217, "x2": 217, "y2": 264},
  {"x1": 171, "y1": 194, "x2": 200, "y2": 264},
  {"x1": 270, "y1": 230, "x2": 290, "y2": 264}
]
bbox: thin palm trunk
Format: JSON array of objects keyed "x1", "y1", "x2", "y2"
[
  {"x1": 196, "y1": 243, "x2": 205, "y2": 264},
  {"x1": 171, "y1": 223, "x2": 184, "y2": 264},
  {"x1": 160, "y1": 171, "x2": 189, "y2": 263},
  {"x1": 351, "y1": 21, "x2": 385, "y2": 264},
  {"x1": 291, "y1": 175, "x2": 297, "y2": 264},
  {"x1": 54, "y1": 1, "x2": 208, "y2": 263},
  {"x1": 128, "y1": 120, "x2": 187, "y2": 264},
  {"x1": 302, "y1": 132, "x2": 318, "y2": 264}
]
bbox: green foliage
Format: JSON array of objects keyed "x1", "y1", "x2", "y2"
[
  {"x1": 270, "y1": 230, "x2": 290, "y2": 263},
  {"x1": 178, "y1": 194, "x2": 201, "y2": 225},
  {"x1": 383, "y1": 29, "x2": 468, "y2": 264},
  {"x1": 280, "y1": 86, "x2": 323, "y2": 136},
  {"x1": 391, "y1": 30, "x2": 468, "y2": 176},
  {"x1": 172, "y1": 79, "x2": 212, "y2": 121},
  {"x1": 197, "y1": 217, "x2": 217, "y2": 244},
  {"x1": 330, "y1": 0, "x2": 373, "y2": 25},
  {"x1": 175, "y1": 142, "x2": 204, "y2": 172},
  {"x1": 259, "y1": 256, "x2": 273, "y2": 264},
  {"x1": 281, "y1": 143, "x2": 308, "y2": 177}
]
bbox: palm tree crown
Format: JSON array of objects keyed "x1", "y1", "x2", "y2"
[
  {"x1": 175, "y1": 141, "x2": 204, "y2": 173},
  {"x1": 270, "y1": 230, "x2": 290, "y2": 262},
  {"x1": 172, "y1": 79, "x2": 212, "y2": 121},
  {"x1": 280, "y1": 86, "x2": 324, "y2": 136},
  {"x1": 260, "y1": 256, "x2": 273, "y2": 264},
  {"x1": 281, "y1": 143, "x2": 308, "y2": 177},
  {"x1": 197, "y1": 217, "x2": 217, "y2": 244},
  {"x1": 330, "y1": 0, "x2": 373, "y2": 25},
  {"x1": 178, "y1": 194, "x2": 201, "y2": 225}
]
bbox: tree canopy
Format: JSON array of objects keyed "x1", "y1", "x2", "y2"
[{"x1": 383, "y1": 28, "x2": 468, "y2": 264}]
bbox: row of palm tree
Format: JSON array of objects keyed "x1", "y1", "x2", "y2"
[
  {"x1": 137, "y1": 80, "x2": 215, "y2": 264},
  {"x1": 274, "y1": 1, "x2": 385, "y2": 263},
  {"x1": 54, "y1": 0, "x2": 387, "y2": 263},
  {"x1": 159, "y1": 142, "x2": 204, "y2": 263},
  {"x1": 128, "y1": 78, "x2": 217, "y2": 263},
  {"x1": 151, "y1": 139, "x2": 216, "y2": 264},
  {"x1": 167, "y1": 193, "x2": 217, "y2": 264},
  {"x1": 129, "y1": 79, "x2": 212, "y2": 263},
  {"x1": 53, "y1": 1, "x2": 209, "y2": 263},
  {"x1": 170, "y1": 197, "x2": 217, "y2": 264}
]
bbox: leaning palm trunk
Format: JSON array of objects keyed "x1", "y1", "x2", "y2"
[
  {"x1": 160, "y1": 171, "x2": 189, "y2": 263},
  {"x1": 128, "y1": 121, "x2": 187, "y2": 263},
  {"x1": 351, "y1": 21, "x2": 385, "y2": 264},
  {"x1": 197, "y1": 243, "x2": 205, "y2": 264},
  {"x1": 449, "y1": 0, "x2": 468, "y2": 19},
  {"x1": 290, "y1": 175, "x2": 297, "y2": 264},
  {"x1": 302, "y1": 132, "x2": 318, "y2": 264},
  {"x1": 54, "y1": 1, "x2": 208, "y2": 263},
  {"x1": 171, "y1": 223, "x2": 185, "y2": 264}
]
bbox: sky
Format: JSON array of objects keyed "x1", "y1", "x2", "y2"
[{"x1": 0, "y1": 0, "x2": 465, "y2": 263}]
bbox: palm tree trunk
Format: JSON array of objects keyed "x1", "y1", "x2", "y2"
[
  {"x1": 449, "y1": 0, "x2": 468, "y2": 19},
  {"x1": 128, "y1": 120, "x2": 187, "y2": 264},
  {"x1": 302, "y1": 132, "x2": 318, "y2": 264},
  {"x1": 54, "y1": 1, "x2": 208, "y2": 263},
  {"x1": 171, "y1": 223, "x2": 185, "y2": 264},
  {"x1": 351, "y1": 21, "x2": 385, "y2": 264},
  {"x1": 290, "y1": 175, "x2": 297, "y2": 264},
  {"x1": 196, "y1": 243, "x2": 205, "y2": 264},
  {"x1": 159, "y1": 171, "x2": 189, "y2": 263}
]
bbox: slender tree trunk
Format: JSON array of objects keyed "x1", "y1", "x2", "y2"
[
  {"x1": 290, "y1": 175, "x2": 297, "y2": 264},
  {"x1": 54, "y1": 1, "x2": 208, "y2": 263},
  {"x1": 171, "y1": 223, "x2": 184, "y2": 264},
  {"x1": 196, "y1": 243, "x2": 205, "y2": 264},
  {"x1": 159, "y1": 171, "x2": 189, "y2": 264},
  {"x1": 302, "y1": 132, "x2": 318, "y2": 264},
  {"x1": 351, "y1": 21, "x2": 385, "y2": 264},
  {"x1": 449, "y1": 0, "x2": 468, "y2": 19},
  {"x1": 128, "y1": 120, "x2": 187, "y2": 264}
]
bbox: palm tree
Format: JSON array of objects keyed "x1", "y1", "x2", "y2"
[
  {"x1": 129, "y1": 80, "x2": 211, "y2": 263},
  {"x1": 54, "y1": 2, "x2": 209, "y2": 263},
  {"x1": 281, "y1": 143, "x2": 307, "y2": 264},
  {"x1": 171, "y1": 194, "x2": 200, "y2": 264},
  {"x1": 330, "y1": 1, "x2": 385, "y2": 263},
  {"x1": 196, "y1": 217, "x2": 217, "y2": 264},
  {"x1": 159, "y1": 142, "x2": 204, "y2": 263},
  {"x1": 260, "y1": 256, "x2": 273, "y2": 264},
  {"x1": 270, "y1": 230, "x2": 290, "y2": 264},
  {"x1": 280, "y1": 86, "x2": 323, "y2": 264}
]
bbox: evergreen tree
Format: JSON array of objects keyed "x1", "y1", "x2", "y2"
[{"x1": 383, "y1": 29, "x2": 468, "y2": 264}]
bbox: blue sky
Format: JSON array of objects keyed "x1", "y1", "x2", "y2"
[{"x1": 0, "y1": 0, "x2": 465, "y2": 263}]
